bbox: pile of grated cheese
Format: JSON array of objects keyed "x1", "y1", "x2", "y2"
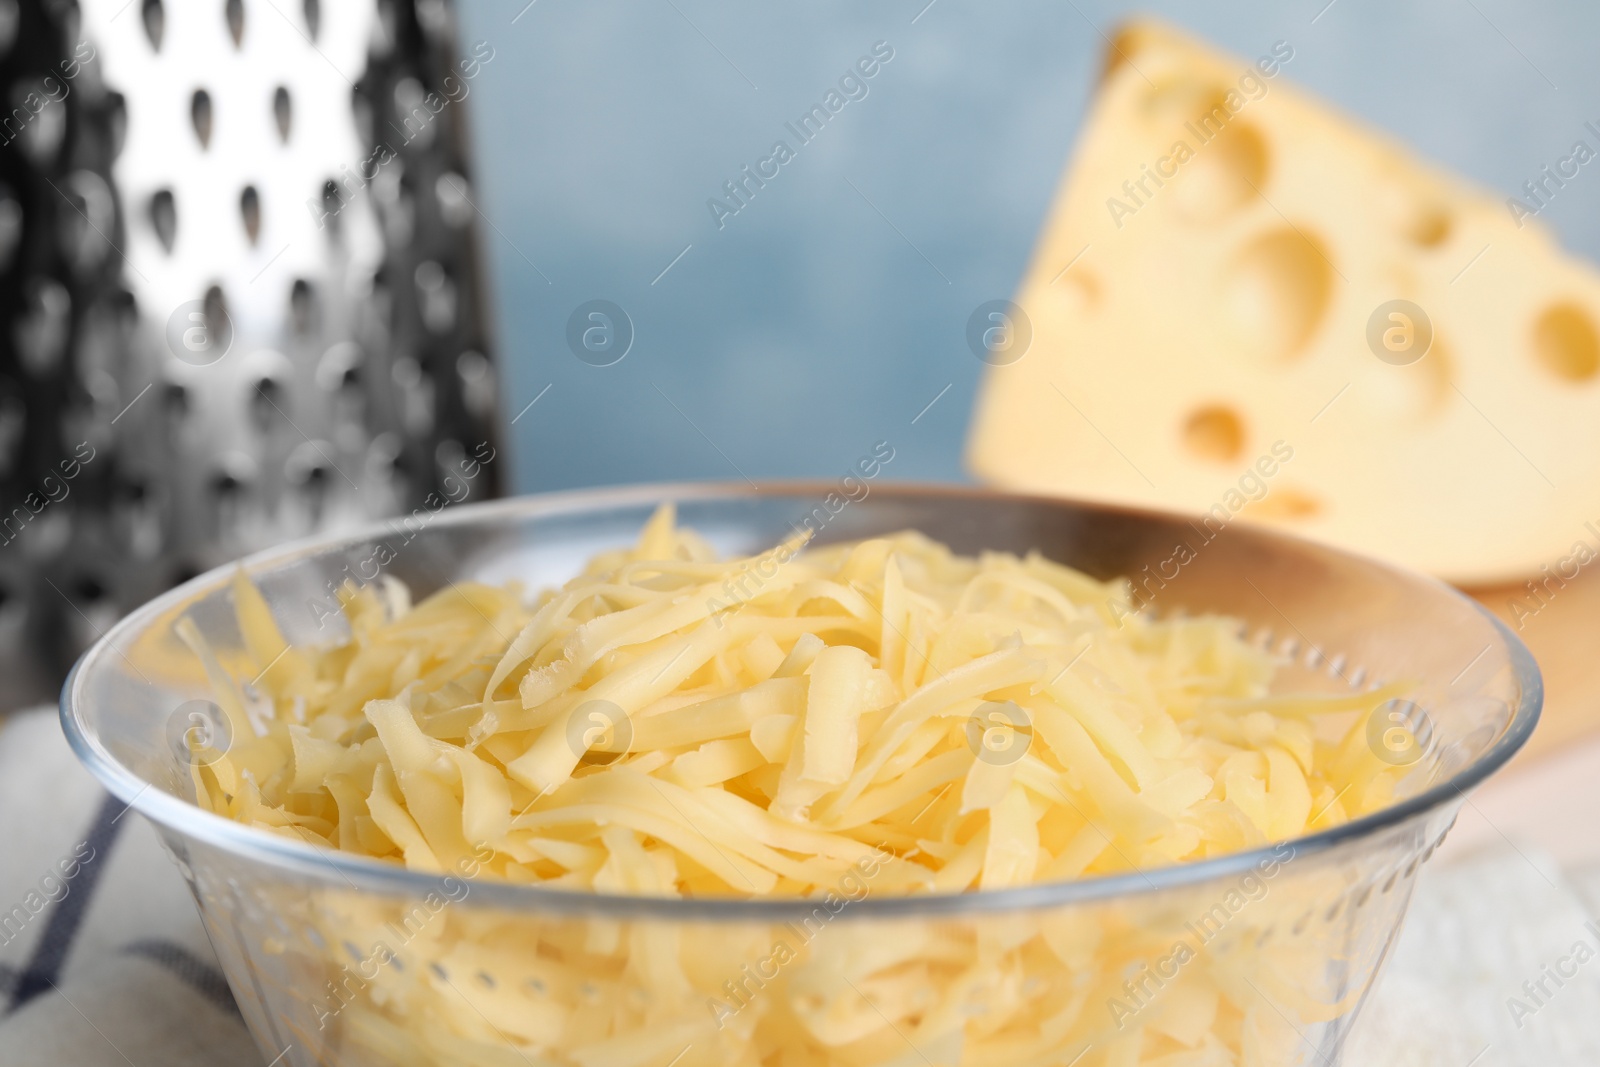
[{"x1": 186, "y1": 504, "x2": 1408, "y2": 896}]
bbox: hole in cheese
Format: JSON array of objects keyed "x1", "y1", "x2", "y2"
[
  {"x1": 1376, "y1": 170, "x2": 1453, "y2": 250},
  {"x1": 1182, "y1": 404, "x2": 1245, "y2": 462},
  {"x1": 1222, "y1": 227, "x2": 1335, "y2": 360},
  {"x1": 1361, "y1": 335, "x2": 1453, "y2": 420},
  {"x1": 1173, "y1": 122, "x2": 1269, "y2": 223},
  {"x1": 1532, "y1": 302, "x2": 1600, "y2": 382},
  {"x1": 1051, "y1": 268, "x2": 1100, "y2": 312},
  {"x1": 1403, "y1": 204, "x2": 1451, "y2": 248}
]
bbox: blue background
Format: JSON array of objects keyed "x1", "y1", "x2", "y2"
[{"x1": 454, "y1": 0, "x2": 1600, "y2": 494}]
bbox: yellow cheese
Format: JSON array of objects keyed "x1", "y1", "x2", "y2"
[
  {"x1": 196, "y1": 503, "x2": 1411, "y2": 898},
  {"x1": 190, "y1": 506, "x2": 1420, "y2": 1066},
  {"x1": 968, "y1": 19, "x2": 1600, "y2": 584}
]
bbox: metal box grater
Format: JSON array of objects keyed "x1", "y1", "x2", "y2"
[{"x1": 0, "y1": 0, "x2": 503, "y2": 707}]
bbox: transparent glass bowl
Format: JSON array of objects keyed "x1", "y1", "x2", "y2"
[{"x1": 61, "y1": 483, "x2": 1541, "y2": 1067}]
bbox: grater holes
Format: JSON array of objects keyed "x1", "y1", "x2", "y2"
[
  {"x1": 378, "y1": 177, "x2": 414, "y2": 246},
  {"x1": 209, "y1": 455, "x2": 255, "y2": 501},
  {"x1": 350, "y1": 84, "x2": 373, "y2": 144},
  {"x1": 141, "y1": 0, "x2": 163, "y2": 50},
  {"x1": 415, "y1": 260, "x2": 457, "y2": 334},
  {"x1": 240, "y1": 185, "x2": 261, "y2": 244},
  {"x1": 225, "y1": 0, "x2": 244, "y2": 48},
  {"x1": 374, "y1": 0, "x2": 398, "y2": 57},
  {"x1": 250, "y1": 372, "x2": 283, "y2": 418},
  {"x1": 367, "y1": 432, "x2": 407, "y2": 496},
  {"x1": 65, "y1": 575, "x2": 116, "y2": 652},
  {"x1": 272, "y1": 86, "x2": 291, "y2": 143},
  {"x1": 287, "y1": 444, "x2": 333, "y2": 487},
  {"x1": 0, "y1": 387, "x2": 22, "y2": 477},
  {"x1": 303, "y1": 0, "x2": 319, "y2": 39},
  {"x1": 73, "y1": 574, "x2": 108, "y2": 606},
  {"x1": 114, "y1": 475, "x2": 148, "y2": 507},
  {"x1": 457, "y1": 351, "x2": 494, "y2": 420},
  {"x1": 0, "y1": 188, "x2": 20, "y2": 271},
  {"x1": 107, "y1": 92, "x2": 128, "y2": 158},
  {"x1": 435, "y1": 438, "x2": 466, "y2": 487},
  {"x1": 319, "y1": 179, "x2": 342, "y2": 235},
  {"x1": 392, "y1": 358, "x2": 435, "y2": 437},
  {"x1": 289, "y1": 278, "x2": 317, "y2": 334},
  {"x1": 416, "y1": 0, "x2": 450, "y2": 40},
  {"x1": 61, "y1": 171, "x2": 116, "y2": 275},
  {"x1": 16, "y1": 278, "x2": 70, "y2": 375},
  {"x1": 162, "y1": 380, "x2": 189, "y2": 420},
  {"x1": 202, "y1": 285, "x2": 230, "y2": 349},
  {"x1": 436, "y1": 172, "x2": 472, "y2": 227},
  {"x1": 246, "y1": 350, "x2": 292, "y2": 435},
  {"x1": 191, "y1": 89, "x2": 213, "y2": 149},
  {"x1": 317, "y1": 341, "x2": 363, "y2": 394},
  {"x1": 393, "y1": 78, "x2": 434, "y2": 149},
  {"x1": 286, "y1": 443, "x2": 336, "y2": 532},
  {"x1": 12, "y1": 81, "x2": 65, "y2": 164},
  {"x1": 149, "y1": 189, "x2": 176, "y2": 254}
]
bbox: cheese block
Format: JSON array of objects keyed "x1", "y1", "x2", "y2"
[{"x1": 968, "y1": 19, "x2": 1600, "y2": 584}]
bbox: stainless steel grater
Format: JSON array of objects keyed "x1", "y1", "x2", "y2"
[{"x1": 0, "y1": 0, "x2": 503, "y2": 708}]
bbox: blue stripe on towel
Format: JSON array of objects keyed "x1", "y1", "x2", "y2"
[
  {"x1": 122, "y1": 939, "x2": 239, "y2": 1015},
  {"x1": 6, "y1": 792, "x2": 129, "y2": 1011}
]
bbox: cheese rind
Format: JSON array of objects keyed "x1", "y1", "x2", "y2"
[{"x1": 968, "y1": 19, "x2": 1600, "y2": 584}]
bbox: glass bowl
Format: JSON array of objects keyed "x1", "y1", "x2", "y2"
[{"x1": 60, "y1": 483, "x2": 1540, "y2": 1067}]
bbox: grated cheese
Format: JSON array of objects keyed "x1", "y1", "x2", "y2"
[{"x1": 186, "y1": 505, "x2": 1419, "y2": 1065}]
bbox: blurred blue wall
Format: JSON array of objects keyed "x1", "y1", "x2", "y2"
[{"x1": 454, "y1": 0, "x2": 1600, "y2": 494}]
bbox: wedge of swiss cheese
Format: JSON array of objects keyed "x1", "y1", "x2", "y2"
[{"x1": 968, "y1": 19, "x2": 1600, "y2": 584}]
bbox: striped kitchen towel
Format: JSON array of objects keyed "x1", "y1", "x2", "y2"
[{"x1": 0, "y1": 707, "x2": 257, "y2": 1066}]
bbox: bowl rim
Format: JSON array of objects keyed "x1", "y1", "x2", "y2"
[{"x1": 60, "y1": 480, "x2": 1543, "y2": 921}]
